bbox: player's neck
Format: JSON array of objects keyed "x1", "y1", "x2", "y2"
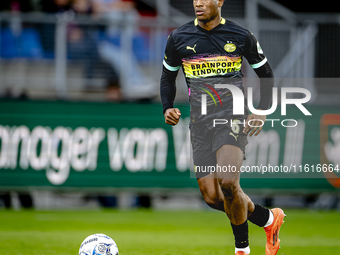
[{"x1": 197, "y1": 14, "x2": 221, "y2": 31}]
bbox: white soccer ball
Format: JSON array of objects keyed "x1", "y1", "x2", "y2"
[{"x1": 79, "y1": 233, "x2": 119, "y2": 255}]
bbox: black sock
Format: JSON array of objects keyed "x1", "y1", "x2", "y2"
[
  {"x1": 248, "y1": 203, "x2": 270, "y2": 227},
  {"x1": 231, "y1": 220, "x2": 249, "y2": 248}
]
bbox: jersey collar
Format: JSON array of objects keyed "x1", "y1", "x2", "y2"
[{"x1": 194, "y1": 17, "x2": 226, "y2": 26}]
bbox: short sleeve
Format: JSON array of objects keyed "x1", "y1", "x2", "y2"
[
  {"x1": 163, "y1": 31, "x2": 182, "y2": 72},
  {"x1": 244, "y1": 32, "x2": 268, "y2": 69}
]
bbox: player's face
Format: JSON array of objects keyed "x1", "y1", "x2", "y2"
[{"x1": 193, "y1": 0, "x2": 223, "y2": 23}]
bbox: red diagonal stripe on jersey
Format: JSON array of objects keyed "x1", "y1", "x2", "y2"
[{"x1": 203, "y1": 83, "x2": 223, "y2": 106}]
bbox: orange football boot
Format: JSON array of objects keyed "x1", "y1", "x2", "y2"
[
  {"x1": 264, "y1": 208, "x2": 286, "y2": 255},
  {"x1": 235, "y1": 252, "x2": 249, "y2": 255}
]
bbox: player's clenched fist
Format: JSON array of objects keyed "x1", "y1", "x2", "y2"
[{"x1": 164, "y1": 108, "x2": 181, "y2": 126}]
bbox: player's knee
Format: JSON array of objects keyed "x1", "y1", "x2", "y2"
[
  {"x1": 202, "y1": 192, "x2": 221, "y2": 210},
  {"x1": 218, "y1": 179, "x2": 239, "y2": 199}
]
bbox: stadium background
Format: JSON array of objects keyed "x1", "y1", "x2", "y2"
[{"x1": 0, "y1": 0, "x2": 340, "y2": 254}]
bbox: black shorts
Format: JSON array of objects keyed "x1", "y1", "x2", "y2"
[{"x1": 190, "y1": 105, "x2": 248, "y2": 179}]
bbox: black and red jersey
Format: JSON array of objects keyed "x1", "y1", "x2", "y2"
[{"x1": 163, "y1": 17, "x2": 268, "y2": 109}]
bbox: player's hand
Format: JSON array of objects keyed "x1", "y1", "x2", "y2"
[
  {"x1": 243, "y1": 112, "x2": 266, "y2": 137},
  {"x1": 164, "y1": 108, "x2": 181, "y2": 126}
]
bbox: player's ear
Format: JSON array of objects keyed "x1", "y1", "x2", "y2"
[{"x1": 217, "y1": 0, "x2": 224, "y2": 8}]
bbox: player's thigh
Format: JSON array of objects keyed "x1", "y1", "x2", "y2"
[
  {"x1": 212, "y1": 120, "x2": 247, "y2": 180},
  {"x1": 216, "y1": 144, "x2": 243, "y2": 178},
  {"x1": 216, "y1": 144, "x2": 244, "y2": 169}
]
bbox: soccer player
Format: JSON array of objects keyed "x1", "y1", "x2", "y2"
[{"x1": 160, "y1": 0, "x2": 285, "y2": 255}]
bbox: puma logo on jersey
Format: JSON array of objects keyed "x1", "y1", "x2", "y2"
[
  {"x1": 229, "y1": 132, "x2": 238, "y2": 141},
  {"x1": 187, "y1": 44, "x2": 197, "y2": 53}
]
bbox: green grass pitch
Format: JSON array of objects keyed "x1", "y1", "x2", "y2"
[{"x1": 0, "y1": 209, "x2": 339, "y2": 254}]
